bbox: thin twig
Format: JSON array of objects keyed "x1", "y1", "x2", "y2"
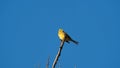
[
  {"x1": 46, "y1": 56, "x2": 50, "y2": 68},
  {"x1": 38, "y1": 64, "x2": 40, "y2": 68},
  {"x1": 74, "y1": 64, "x2": 76, "y2": 68},
  {"x1": 52, "y1": 40, "x2": 65, "y2": 68}
]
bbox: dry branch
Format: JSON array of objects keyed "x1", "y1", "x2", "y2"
[
  {"x1": 46, "y1": 56, "x2": 50, "y2": 68},
  {"x1": 52, "y1": 40, "x2": 65, "y2": 68}
]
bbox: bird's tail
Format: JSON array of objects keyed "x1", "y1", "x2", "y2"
[{"x1": 71, "y1": 39, "x2": 79, "y2": 45}]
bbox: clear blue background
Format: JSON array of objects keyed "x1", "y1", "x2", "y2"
[{"x1": 0, "y1": 0, "x2": 120, "y2": 68}]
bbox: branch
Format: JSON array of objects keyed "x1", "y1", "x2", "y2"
[
  {"x1": 52, "y1": 40, "x2": 65, "y2": 68},
  {"x1": 46, "y1": 56, "x2": 50, "y2": 68},
  {"x1": 74, "y1": 64, "x2": 76, "y2": 68}
]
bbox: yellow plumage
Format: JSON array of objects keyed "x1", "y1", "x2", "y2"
[
  {"x1": 58, "y1": 29, "x2": 65, "y2": 40},
  {"x1": 58, "y1": 28, "x2": 78, "y2": 45}
]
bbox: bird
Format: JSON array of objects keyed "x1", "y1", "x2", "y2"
[{"x1": 58, "y1": 28, "x2": 78, "y2": 45}]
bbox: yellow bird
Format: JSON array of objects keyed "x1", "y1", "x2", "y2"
[{"x1": 58, "y1": 28, "x2": 78, "y2": 45}]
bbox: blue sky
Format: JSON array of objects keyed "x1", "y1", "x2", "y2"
[{"x1": 0, "y1": 0, "x2": 120, "y2": 68}]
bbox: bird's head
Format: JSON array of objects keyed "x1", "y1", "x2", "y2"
[{"x1": 59, "y1": 28, "x2": 64, "y2": 32}]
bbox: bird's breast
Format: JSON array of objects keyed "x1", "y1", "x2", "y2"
[{"x1": 58, "y1": 32, "x2": 65, "y2": 40}]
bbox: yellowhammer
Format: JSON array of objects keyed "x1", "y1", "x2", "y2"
[{"x1": 58, "y1": 28, "x2": 78, "y2": 45}]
